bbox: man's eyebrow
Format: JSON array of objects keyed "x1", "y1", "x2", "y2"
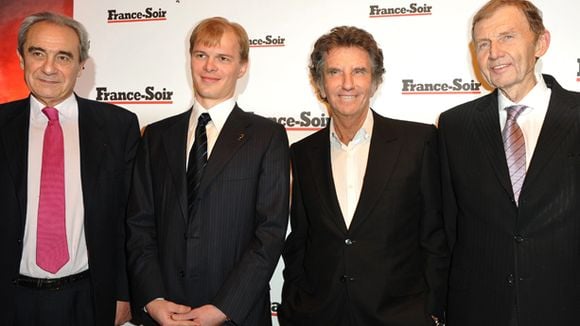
[
  {"x1": 27, "y1": 46, "x2": 74, "y2": 58},
  {"x1": 56, "y1": 50, "x2": 74, "y2": 58},
  {"x1": 27, "y1": 46, "x2": 46, "y2": 53}
]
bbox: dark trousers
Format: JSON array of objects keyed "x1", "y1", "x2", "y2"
[{"x1": 14, "y1": 276, "x2": 95, "y2": 326}]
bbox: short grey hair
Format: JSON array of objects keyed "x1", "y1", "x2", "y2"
[{"x1": 18, "y1": 11, "x2": 90, "y2": 63}]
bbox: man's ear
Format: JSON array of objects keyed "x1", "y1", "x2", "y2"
[
  {"x1": 238, "y1": 60, "x2": 249, "y2": 79},
  {"x1": 18, "y1": 50, "x2": 25, "y2": 70},
  {"x1": 534, "y1": 30, "x2": 550, "y2": 58},
  {"x1": 78, "y1": 60, "x2": 87, "y2": 77}
]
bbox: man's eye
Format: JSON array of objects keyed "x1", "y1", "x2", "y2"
[
  {"x1": 502, "y1": 34, "x2": 514, "y2": 41},
  {"x1": 56, "y1": 55, "x2": 72, "y2": 63},
  {"x1": 477, "y1": 42, "x2": 490, "y2": 50}
]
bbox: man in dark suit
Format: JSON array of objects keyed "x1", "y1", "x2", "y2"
[
  {"x1": 0, "y1": 12, "x2": 138, "y2": 326},
  {"x1": 278, "y1": 26, "x2": 449, "y2": 326},
  {"x1": 126, "y1": 17, "x2": 289, "y2": 326},
  {"x1": 439, "y1": 1, "x2": 580, "y2": 325}
]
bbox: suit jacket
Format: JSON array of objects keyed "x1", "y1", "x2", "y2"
[
  {"x1": 126, "y1": 105, "x2": 289, "y2": 325},
  {"x1": 278, "y1": 111, "x2": 449, "y2": 326},
  {"x1": 0, "y1": 95, "x2": 140, "y2": 325},
  {"x1": 439, "y1": 75, "x2": 580, "y2": 326}
]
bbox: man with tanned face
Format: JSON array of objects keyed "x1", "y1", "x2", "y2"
[{"x1": 279, "y1": 26, "x2": 449, "y2": 326}]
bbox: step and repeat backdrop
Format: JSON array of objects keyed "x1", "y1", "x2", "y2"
[
  {"x1": 2, "y1": 0, "x2": 580, "y2": 324},
  {"x1": 74, "y1": 0, "x2": 580, "y2": 144}
]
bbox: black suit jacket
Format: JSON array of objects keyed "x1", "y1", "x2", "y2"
[
  {"x1": 126, "y1": 105, "x2": 289, "y2": 325},
  {"x1": 439, "y1": 75, "x2": 580, "y2": 326},
  {"x1": 279, "y1": 111, "x2": 449, "y2": 326},
  {"x1": 0, "y1": 95, "x2": 140, "y2": 325}
]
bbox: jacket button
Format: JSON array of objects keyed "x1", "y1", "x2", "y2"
[
  {"x1": 506, "y1": 273, "x2": 514, "y2": 286},
  {"x1": 340, "y1": 275, "x2": 355, "y2": 283},
  {"x1": 345, "y1": 239, "x2": 353, "y2": 245},
  {"x1": 514, "y1": 235, "x2": 524, "y2": 243}
]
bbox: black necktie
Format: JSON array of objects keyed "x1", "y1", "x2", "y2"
[{"x1": 187, "y1": 113, "x2": 211, "y2": 216}]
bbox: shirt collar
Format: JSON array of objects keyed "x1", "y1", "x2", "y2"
[
  {"x1": 30, "y1": 93, "x2": 78, "y2": 121},
  {"x1": 330, "y1": 108, "x2": 374, "y2": 147},
  {"x1": 191, "y1": 97, "x2": 236, "y2": 132},
  {"x1": 498, "y1": 73, "x2": 550, "y2": 113}
]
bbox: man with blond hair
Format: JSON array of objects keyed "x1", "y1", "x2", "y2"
[{"x1": 127, "y1": 17, "x2": 289, "y2": 326}]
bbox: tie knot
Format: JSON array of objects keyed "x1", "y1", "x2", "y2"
[
  {"x1": 42, "y1": 107, "x2": 60, "y2": 122},
  {"x1": 505, "y1": 105, "x2": 527, "y2": 121},
  {"x1": 198, "y1": 113, "x2": 211, "y2": 127}
]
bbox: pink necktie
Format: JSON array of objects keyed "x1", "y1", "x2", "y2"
[
  {"x1": 502, "y1": 105, "x2": 527, "y2": 205},
  {"x1": 36, "y1": 107, "x2": 69, "y2": 273}
]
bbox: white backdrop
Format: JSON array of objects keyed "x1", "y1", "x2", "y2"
[{"x1": 72, "y1": 1, "x2": 580, "y2": 324}]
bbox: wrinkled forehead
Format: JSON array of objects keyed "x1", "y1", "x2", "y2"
[
  {"x1": 26, "y1": 21, "x2": 80, "y2": 47},
  {"x1": 473, "y1": 5, "x2": 529, "y2": 38}
]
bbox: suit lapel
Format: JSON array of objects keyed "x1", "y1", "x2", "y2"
[
  {"x1": 0, "y1": 98, "x2": 30, "y2": 229},
  {"x1": 161, "y1": 109, "x2": 190, "y2": 223},
  {"x1": 306, "y1": 128, "x2": 348, "y2": 233},
  {"x1": 349, "y1": 112, "x2": 401, "y2": 231},
  {"x1": 523, "y1": 76, "x2": 579, "y2": 191},
  {"x1": 473, "y1": 92, "x2": 514, "y2": 197},
  {"x1": 78, "y1": 97, "x2": 108, "y2": 216},
  {"x1": 197, "y1": 106, "x2": 250, "y2": 197}
]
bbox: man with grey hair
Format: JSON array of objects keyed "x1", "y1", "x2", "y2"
[
  {"x1": 279, "y1": 26, "x2": 448, "y2": 326},
  {"x1": 0, "y1": 11, "x2": 139, "y2": 325}
]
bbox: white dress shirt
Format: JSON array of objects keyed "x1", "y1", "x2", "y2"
[
  {"x1": 330, "y1": 110, "x2": 373, "y2": 229},
  {"x1": 498, "y1": 73, "x2": 552, "y2": 168},
  {"x1": 21, "y1": 94, "x2": 88, "y2": 277},
  {"x1": 186, "y1": 98, "x2": 236, "y2": 167}
]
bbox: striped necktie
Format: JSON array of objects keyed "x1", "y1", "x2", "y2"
[
  {"x1": 502, "y1": 105, "x2": 527, "y2": 205},
  {"x1": 187, "y1": 113, "x2": 211, "y2": 216}
]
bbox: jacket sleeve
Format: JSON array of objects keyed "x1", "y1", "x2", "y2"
[
  {"x1": 420, "y1": 125, "x2": 450, "y2": 320},
  {"x1": 125, "y1": 128, "x2": 168, "y2": 309}
]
